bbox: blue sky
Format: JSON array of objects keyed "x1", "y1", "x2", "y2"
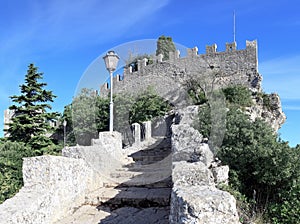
[{"x1": 0, "y1": 0, "x2": 299, "y2": 146}]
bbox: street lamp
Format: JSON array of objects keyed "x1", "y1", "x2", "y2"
[
  {"x1": 103, "y1": 50, "x2": 120, "y2": 132},
  {"x1": 63, "y1": 120, "x2": 67, "y2": 147}
]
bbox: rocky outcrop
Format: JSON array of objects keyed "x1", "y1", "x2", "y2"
[{"x1": 247, "y1": 93, "x2": 286, "y2": 131}]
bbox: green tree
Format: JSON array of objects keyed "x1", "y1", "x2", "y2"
[
  {"x1": 72, "y1": 88, "x2": 98, "y2": 146},
  {"x1": 193, "y1": 104, "x2": 211, "y2": 138},
  {"x1": 61, "y1": 104, "x2": 76, "y2": 145},
  {"x1": 53, "y1": 104, "x2": 76, "y2": 146},
  {"x1": 0, "y1": 141, "x2": 29, "y2": 203},
  {"x1": 156, "y1": 35, "x2": 176, "y2": 60},
  {"x1": 129, "y1": 88, "x2": 171, "y2": 124},
  {"x1": 72, "y1": 88, "x2": 171, "y2": 146},
  {"x1": 6, "y1": 64, "x2": 58, "y2": 152},
  {"x1": 95, "y1": 97, "x2": 109, "y2": 132},
  {"x1": 217, "y1": 109, "x2": 297, "y2": 220},
  {"x1": 268, "y1": 145, "x2": 300, "y2": 223}
]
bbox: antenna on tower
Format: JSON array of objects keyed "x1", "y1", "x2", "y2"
[{"x1": 233, "y1": 10, "x2": 236, "y2": 43}]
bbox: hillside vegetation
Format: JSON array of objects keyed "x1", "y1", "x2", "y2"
[{"x1": 193, "y1": 85, "x2": 300, "y2": 223}]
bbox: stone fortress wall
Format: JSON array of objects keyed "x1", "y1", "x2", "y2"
[{"x1": 100, "y1": 40, "x2": 260, "y2": 107}]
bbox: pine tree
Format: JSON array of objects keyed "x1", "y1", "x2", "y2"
[
  {"x1": 156, "y1": 35, "x2": 176, "y2": 60},
  {"x1": 6, "y1": 64, "x2": 58, "y2": 151}
]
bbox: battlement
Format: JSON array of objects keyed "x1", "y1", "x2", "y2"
[{"x1": 100, "y1": 40, "x2": 259, "y2": 99}]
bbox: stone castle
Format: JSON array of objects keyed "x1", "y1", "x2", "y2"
[
  {"x1": 0, "y1": 40, "x2": 286, "y2": 223},
  {"x1": 100, "y1": 40, "x2": 260, "y2": 105}
]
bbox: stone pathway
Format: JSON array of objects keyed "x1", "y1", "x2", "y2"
[
  {"x1": 54, "y1": 205, "x2": 169, "y2": 224},
  {"x1": 55, "y1": 137, "x2": 172, "y2": 224}
]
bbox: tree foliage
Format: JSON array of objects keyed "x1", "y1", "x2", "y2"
[
  {"x1": 129, "y1": 88, "x2": 171, "y2": 124},
  {"x1": 72, "y1": 88, "x2": 98, "y2": 146},
  {"x1": 125, "y1": 54, "x2": 153, "y2": 72},
  {"x1": 193, "y1": 104, "x2": 211, "y2": 138},
  {"x1": 70, "y1": 88, "x2": 171, "y2": 146},
  {"x1": 156, "y1": 35, "x2": 176, "y2": 60},
  {"x1": 186, "y1": 79, "x2": 208, "y2": 105},
  {"x1": 0, "y1": 141, "x2": 29, "y2": 203},
  {"x1": 218, "y1": 110, "x2": 295, "y2": 206},
  {"x1": 61, "y1": 104, "x2": 76, "y2": 145},
  {"x1": 222, "y1": 85, "x2": 253, "y2": 107},
  {"x1": 6, "y1": 64, "x2": 58, "y2": 152}
]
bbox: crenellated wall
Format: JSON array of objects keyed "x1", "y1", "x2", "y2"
[{"x1": 100, "y1": 40, "x2": 260, "y2": 106}]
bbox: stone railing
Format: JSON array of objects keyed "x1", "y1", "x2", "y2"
[{"x1": 169, "y1": 106, "x2": 241, "y2": 223}]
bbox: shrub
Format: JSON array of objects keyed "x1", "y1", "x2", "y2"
[
  {"x1": 268, "y1": 183, "x2": 300, "y2": 224},
  {"x1": 222, "y1": 85, "x2": 252, "y2": 107}
]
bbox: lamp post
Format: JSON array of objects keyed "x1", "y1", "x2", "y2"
[
  {"x1": 103, "y1": 51, "x2": 120, "y2": 132},
  {"x1": 63, "y1": 120, "x2": 67, "y2": 147}
]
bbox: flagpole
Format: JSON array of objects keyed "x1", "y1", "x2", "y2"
[{"x1": 233, "y1": 11, "x2": 236, "y2": 43}]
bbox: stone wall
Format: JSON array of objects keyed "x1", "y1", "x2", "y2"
[
  {"x1": 0, "y1": 131, "x2": 123, "y2": 224},
  {"x1": 0, "y1": 155, "x2": 102, "y2": 224},
  {"x1": 63, "y1": 131, "x2": 130, "y2": 178}
]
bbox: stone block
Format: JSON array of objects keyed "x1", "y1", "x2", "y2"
[
  {"x1": 175, "y1": 105, "x2": 199, "y2": 126},
  {"x1": 132, "y1": 123, "x2": 141, "y2": 145},
  {"x1": 172, "y1": 161, "x2": 214, "y2": 187},
  {"x1": 63, "y1": 131, "x2": 126, "y2": 178},
  {"x1": 170, "y1": 185, "x2": 240, "y2": 224},
  {"x1": 212, "y1": 165, "x2": 229, "y2": 185},
  {"x1": 142, "y1": 121, "x2": 152, "y2": 141},
  {"x1": 171, "y1": 124, "x2": 214, "y2": 166}
]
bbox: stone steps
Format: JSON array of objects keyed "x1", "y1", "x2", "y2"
[
  {"x1": 128, "y1": 156, "x2": 171, "y2": 165},
  {"x1": 115, "y1": 166, "x2": 171, "y2": 173},
  {"x1": 56, "y1": 137, "x2": 172, "y2": 223},
  {"x1": 54, "y1": 205, "x2": 169, "y2": 224},
  {"x1": 97, "y1": 206, "x2": 170, "y2": 224},
  {"x1": 129, "y1": 148, "x2": 171, "y2": 157},
  {"x1": 103, "y1": 177, "x2": 172, "y2": 188},
  {"x1": 86, "y1": 187, "x2": 171, "y2": 208},
  {"x1": 129, "y1": 154, "x2": 170, "y2": 162},
  {"x1": 109, "y1": 170, "x2": 170, "y2": 180}
]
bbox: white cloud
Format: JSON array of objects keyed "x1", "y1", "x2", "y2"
[
  {"x1": 19, "y1": 0, "x2": 169, "y2": 48},
  {"x1": 259, "y1": 55, "x2": 300, "y2": 99},
  {"x1": 0, "y1": 0, "x2": 170, "y2": 59},
  {"x1": 283, "y1": 106, "x2": 300, "y2": 111}
]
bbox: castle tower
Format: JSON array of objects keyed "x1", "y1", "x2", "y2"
[{"x1": 3, "y1": 109, "x2": 14, "y2": 137}]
